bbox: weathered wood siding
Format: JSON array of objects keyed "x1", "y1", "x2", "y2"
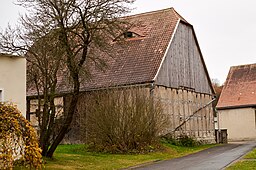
[
  {"x1": 154, "y1": 86, "x2": 215, "y2": 142},
  {"x1": 27, "y1": 85, "x2": 215, "y2": 144},
  {"x1": 155, "y1": 22, "x2": 212, "y2": 94}
]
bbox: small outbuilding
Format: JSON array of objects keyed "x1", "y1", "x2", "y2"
[{"x1": 217, "y1": 63, "x2": 256, "y2": 141}]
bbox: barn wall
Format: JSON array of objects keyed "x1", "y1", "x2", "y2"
[
  {"x1": 218, "y1": 107, "x2": 256, "y2": 141},
  {"x1": 27, "y1": 85, "x2": 215, "y2": 144},
  {"x1": 65, "y1": 86, "x2": 215, "y2": 143},
  {"x1": 153, "y1": 86, "x2": 215, "y2": 142},
  {"x1": 155, "y1": 22, "x2": 212, "y2": 95},
  {"x1": 62, "y1": 87, "x2": 152, "y2": 144}
]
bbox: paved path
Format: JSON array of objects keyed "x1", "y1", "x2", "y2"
[{"x1": 130, "y1": 141, "x2": 256, "y2": 170}]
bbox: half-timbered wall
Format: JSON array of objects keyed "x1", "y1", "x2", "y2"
[
  {"x1": 64, "y1": 86, "x2": 215, "y2": 143},
  {"x1": 27, "y1": 85, "x2": 215, "y2": 143},
  {"x1": 155, "y1": 22, "x2": 212, "y2": 94},
  {"x1": 153, "y1": 86, "x2": 215, "y2": 142}
]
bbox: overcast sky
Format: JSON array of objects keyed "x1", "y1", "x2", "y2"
[{"x1": 1, "y1": 0, "x2": 256, "y2": 84}]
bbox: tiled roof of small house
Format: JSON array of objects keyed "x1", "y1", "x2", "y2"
[
  {"x1": 217, "y1": 63, "x2": 256, "y2": 109},
  {"x1": 27, "y1": 8, "x2": 189, "y2": 96}
]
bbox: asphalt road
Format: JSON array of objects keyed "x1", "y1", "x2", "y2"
[{"x1": 130, "y1": 141, "x2": 256, "y2": 170}]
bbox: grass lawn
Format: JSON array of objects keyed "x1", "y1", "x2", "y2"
[
  {"x1": 34, "y1": 143, "x2": 216, "y2": 170},
  {"x1": 226, "y1": 148, "x2": 256, "y2": 170}
]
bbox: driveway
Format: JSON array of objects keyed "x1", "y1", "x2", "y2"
[{"x1": 129, "y1": 141, "x2": 256, "y2": 170}]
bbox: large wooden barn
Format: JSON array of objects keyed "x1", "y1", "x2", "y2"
[{"x1": 27, "y1": 8, "x2": 215, "y2": 143}]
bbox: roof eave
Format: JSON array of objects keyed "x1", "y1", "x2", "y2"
[
  {"x1": 188, "y1": 23, "x2": 215, "y2": 95},
  {"x1": 0, "y1": 53, "x2": 25, "y2": 58},
  {"x1": 27, "y1": 81, "x2": 154, "y2": 98},
  {"x1": 217, "y1": 104, "x2": 256, "y2": 110}
]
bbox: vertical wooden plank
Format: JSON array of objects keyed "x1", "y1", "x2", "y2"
[
  {"x1": 185, "y1": 26, "x2": 190, "y2": 87},
  {"x1": 182, "y1": 89, "x2": 186, "y2": 133},
  {"x1": 192, "y1": 92, "x2": 197, "y2": 137},
  {"x1": 188, "y1": 26, "x2": 193, "y2": 88},
  {"x1": 166, "y1": 88, "x2": 172, "y2": 131},
  {"x1": 201, "y1": 93, "x2": 204, "y2": 138},
  {"x1": 198, "y1": 94, "x2": 202, "y2": 138},
  {"x1": 184, "y1": 90, "x2": 189, "y2": 135},
  {"x1": 191, "y1": 91, "x2": 196, "y2": 137},
  {"x1": 173, "y1": 89, "x2": 179, "y2": 137},
  {"x1": 171, "y1": 88, "x2": 176, "y2": 134},
  {"x1": 179, "y1": 89, "x2": 184, "y2": 134},
  {"x1": 190, "y1": 92, "x2": 196, "y2": 137},
  {"x1": 187, "y1": 90, "x2": 192, "y2": 136},
  {"x1": 166, "y1": 87, "x2": 172, "y2": 132},
  {"x1": 204, "y1": 94, "x2": 208, "y2": 137}
]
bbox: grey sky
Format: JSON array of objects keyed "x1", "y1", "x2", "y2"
[{"x1": 1, "y1": 0, "x2": 256, "y2": 84}]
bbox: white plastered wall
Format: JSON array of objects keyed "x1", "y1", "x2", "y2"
[
  {"x1": 0, "y1": 55, "x2": 26, "y2": 117},
  {"x1": 218, "y1": 107, "x2": 256, "y2": 141}
]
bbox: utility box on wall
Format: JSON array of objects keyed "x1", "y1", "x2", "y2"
[{"x1": 215, "y1": 129, "x2": 228, "y2": 144}]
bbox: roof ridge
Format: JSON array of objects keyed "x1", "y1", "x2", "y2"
[
  {"x1": 124, "y1": 7, "x2": 175, "y2": 18},
  {"x1": 171, "y1": 8, "x2": 189, "y2": 24},
  {"x1": 231, "y1": 63, "x2": 256, "y2": 68},
  {"x1": 124, "y1": 7, "x2": 190, "y2": 25}
]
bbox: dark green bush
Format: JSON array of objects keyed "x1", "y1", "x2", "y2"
[
  {"x1": 161, "y1": 134, "x2": 199, "y2": 147},
  {"x1": 177, "y1": 135, "x2": 198, "y2": 147}
]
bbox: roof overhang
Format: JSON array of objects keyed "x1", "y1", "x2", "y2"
[
  {"x1": 27, "y1": 81, "x2": 154, "y2": 99},
  {"x1": 0, "y1": 53, "x2": 24, "y2": 58},
  {"x1": 217, "y1": 104, "x2": 256, "y2": 110}
]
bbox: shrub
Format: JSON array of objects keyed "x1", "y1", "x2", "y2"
[
  {"x1": 177, "y1": 135, "x2": 198, "y2": 147},
  {"x1": 161, "y1": 134, "x2": 199, "y2": 147},
  {"x1": 0, "y1": 103, "x2": 42, "y2": 169},
  {"x1": 83, "y1": 88, "x2": 167, "y2": 153}
]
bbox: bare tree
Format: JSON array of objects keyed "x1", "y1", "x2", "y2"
[
  {"x1": 0, "y1": 0, "x2": 134, "y2": 157},
  {"x1": 211, "y1": 78, "x2": 223, "y2": 116},
  {"x1": 0, "y1": 25, "x2": 67, "y2": 157}
]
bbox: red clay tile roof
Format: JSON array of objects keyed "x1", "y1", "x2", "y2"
[
  {"x1": 27, "y1": 8, "x2": 189, "y2": 96},
  {"x1": 217, "y1": 63, "x2": 256, "y2": 109}
]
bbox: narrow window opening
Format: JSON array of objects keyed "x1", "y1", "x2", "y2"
[
  {"x1": 0, "y1": 90, "x2": 3, "y2": 102},
  {"x1": 113, "y1": 31, "x2": 145, "y2": 42},
  {"x1": 123, "y1": 31, "x2": 133, "y2": 38},
  {"x1": 255, "y1": 109, "x2": 256, "y2": 129}
]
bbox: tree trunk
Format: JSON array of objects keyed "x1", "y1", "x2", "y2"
[{"x1": 46, "y1": 75, "x2": 80, "y2": 158}]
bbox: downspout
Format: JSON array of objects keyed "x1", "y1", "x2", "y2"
[
  {"x1": 217, "y1": 107, "x2": 220, "y2": 143},
  {"x1": 149, "y1": 83, "x2": 155, "y2": 97}
]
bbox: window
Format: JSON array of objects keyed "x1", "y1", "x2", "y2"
[
  {"x1": 113, "y1": 31, "x2": 145, "y2": 42},
  {"x1": 0, "y1": 89, "x2": 3, "y2": 102},
  {"x1": 255, "y1": 109, "x2": 256, "y2": 129},
  {"x1": 123, "y1": 31, "x2": 134, "y2": 38}
]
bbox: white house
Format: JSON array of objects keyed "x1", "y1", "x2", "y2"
[
  {"x1": 0, "y1": 54, "x2": 26, "y2": 117},
  {"x1": 217, "y1": 63, "x2": 256, "y2": 141}
]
